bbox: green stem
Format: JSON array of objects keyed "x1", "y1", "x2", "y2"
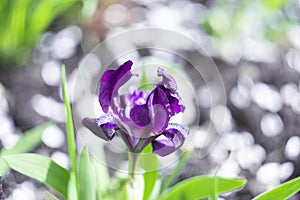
[
  {"x1": 133, "y1": 138, "x2": 146, "y2": 153},
  {"x1": 128, "y1": 152, "x2": 139, "y2": 180},
  {"x1": 127, "y1": 152, "x2": 141, "y2": 200}
]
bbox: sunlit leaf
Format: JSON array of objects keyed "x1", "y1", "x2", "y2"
[
  {"x1": 0, "y1": 122, "x2": 51, "y2": 177},
  {"x1": 0, "y1": 0, "x2": 78, "y2": 68},
  {"x1": 4, "y1": 153, "x2": 70, "y2": 198},
  {"x1": 62, "y1": 65, "x2": 79, "y2": 198},
  {"x1": 79, "y1": 148, "x2": 96, "y2": 200},
  {"x1": 68, "y1": 172, "x2": 78, "y2": 200},
  {"x1": 253, "y1": 176, "x2": 300, "y2": 200},
  {"x1": 91, "y1": 147, "x2": 110, "y2": 199},
  {"x1": 159, "y1": 176, "x2": 246, "y2": 200}
]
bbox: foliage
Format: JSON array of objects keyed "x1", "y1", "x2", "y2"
[
  {"x1": 0, "y1": 0, "x2": 79, "y2": 69},
  {"x1": 0, "y1": 123, "x2": 51, "y2": 178},
  {"x1": 201, "y1": 0, "x2": 296, "y2": 61}
]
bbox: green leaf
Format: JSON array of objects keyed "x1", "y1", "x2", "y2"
[
  {"x1": 91, "y1": 148, "x2": 110, "y2": 199},
  {"x1": 159, "y1": 176, "x2": 247, "y2": 200},
  {"x1": 62, "y1": 65, "x2": 79, "y2": 197},
  {"x1": 68, "y1": 172, "x2": 78, "y2": 200},
  {"x1": 253, "y1": 176, "x2": 300, "y2": 200},
  {"x1": 140, "y1": 144, "x2": 159, "y2": 200},
  {"x1": 0, "y1": 0, "x2": 78, "y2": 68},
  {"x1": 160, "y1": 151, "x2": 190, "y2": 194},
  {"x1": 140, "y1": 66, "x2": 152, "y2": 91},
  {"x1": 44, "y1": 191, "x2": 60, "y2": 200},
  {"x1": 0, "y1": 122, "x2": 52, "y2": 177},
  {"x1": 79, "y1": 148, "x2": 96, "y2": 200},
  {"x1": 4, "y1": 153, "x2": 70, "y2": 198}
]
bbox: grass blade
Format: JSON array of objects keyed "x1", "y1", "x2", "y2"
[
  {"x1": 62, "y1": 66, "x2": 79, "y2": 197},
  {"x1": 68, "y1": 172, "x2": 78, "y2": 200},
  {"x1": 91, "y1": 149, "x2": 110, "y2": 199},
  {"x1": 79, "y1": 148, "x2": 96, "y2": 200}
]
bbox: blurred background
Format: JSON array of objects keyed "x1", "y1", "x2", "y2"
[{"x1": 0, "y1": 0, "x2": 300, "y2": 199}]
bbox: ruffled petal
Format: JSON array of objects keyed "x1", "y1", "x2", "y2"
[
  {"x1": 157, "y1": 68, "x2": 177, "y2": 91},
  {"x1": 155, "y1": 68, "x2": 185, "y2": 116},
  {"x1": 81, "y1": 114, "x2": 119, "y2": 141},
  {"x1": 152, "y1": 123, "x2": 188, "y2": 157},
  {"x1": 99, "y1": 60, "x2": 133, "y2": 113},
  {"x1": 164, "y1": 88, "x2": 185, "y2": 115}
]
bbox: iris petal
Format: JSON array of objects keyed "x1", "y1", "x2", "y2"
[
  {"x1": 99, "y1": 60, "x2": 133, "y2": 113},
  {"x1": 130, "y1": 104, "x2": 151, "y2": 126},
  {"x1": 152, "y1": 139, "x2": 175, "y2": 157},
  {"x1": 148, "y1": 87, "x2": 169, "y2": 133},
  {"x1": 152, "y1": 123, "x2": 188, "y2": 157},
  {"x1": 164, "y1": 88, "x2": 185, "y2": 115},
  {"x1": 82, "y1": 114, "x2": 119, "y2": 141}
]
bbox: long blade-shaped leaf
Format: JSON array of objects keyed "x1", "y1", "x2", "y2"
[
  {"x1": 159, "y1": 176, "x2": 246, "y2": 200},
  {"x1": 68, "y1": 172, "x2": 78, "y2": 200},
  {"x1": 0, "y1": 123, "x2": 51, "y2": 177},
  {"x1": 79, "y1": 148, "x2": 96, "y2": 200},
  {"x1": 91, "y1": 147, "x2": 110, "y2": 199},
  {"x1": 62, "y1": 65, "x2": 79, "y2": 197},
  {"x1": 4, "y1": 153, "x2": 70, "y2": 197},
  {"x1": 253, "y1": 176, "x2": 300, "y2": 200}
]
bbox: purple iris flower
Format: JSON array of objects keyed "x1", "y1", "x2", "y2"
[{"x1": 82, "y1": 60, "x2": 188, "y2": 157}]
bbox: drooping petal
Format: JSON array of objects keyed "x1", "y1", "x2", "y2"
[
  {"x1": 81, "y1": 114, "x2": 119, "y2": 141},
  {"x1": 152, "y1": 139, "x2": 175, "y2": 157},
  {"x1": 152, "y1": 123, "x2": 189, "y2": 157},
  {"x1": 99, "y1": 60, "x2": 133, "y2": 113}
]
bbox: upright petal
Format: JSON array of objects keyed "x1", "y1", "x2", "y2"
[
  {"x1": 82, "y1": 114, "x2": 119, "y2": 141},
  {"x1": 152, "y1": 123, "x2": 189, "y2": 157},
  {"x1": 99, "y1": 60, "x2": 133, "y2": 113},
  {"x1": 149, "y1": 87, "x2": 170, "y2": 133}
]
